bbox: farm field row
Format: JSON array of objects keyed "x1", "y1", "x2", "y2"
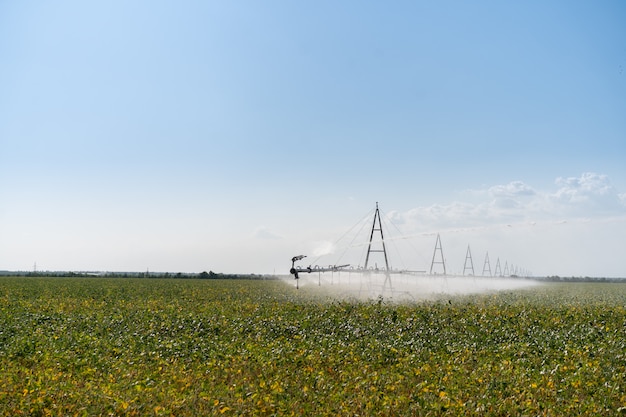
[{"x1": 1, "y1": 277, "x2": 625, "y2": 416}]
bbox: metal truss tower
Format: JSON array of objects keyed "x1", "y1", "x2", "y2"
[
  {"x1": 494, "y1": 258, "x2": 502, "y2": 277},
  {"x1": 429, "y1": 233, "x2": 446, "y2": 275},
  {"x1": 463, "y1": 245, "x2": 475, "y2": 276},
  {"x1": 364, "y1": 202, "x2": 391, "y2": 288},
  {"x1": 482, "y1": 252, "x2": 492, "y2": 277}
]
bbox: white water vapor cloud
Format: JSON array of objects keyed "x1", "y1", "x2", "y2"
[{"x1": 311, "y1": 241, "x2": 336, "y2": 258}]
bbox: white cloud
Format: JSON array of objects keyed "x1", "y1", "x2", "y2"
[
  {"x1": 555, "y1": 172, "x2": 612, "y2": 195},
  {"x1": 392, "y1": 196, "x2": 531, "y2": 233},
  {"x1": 490, "y1": 197, "x2": 522, "y2": 210},
  {"x1": 393, "y1": 173, "x2": 625, "y2": 233},
  {"x1": 550, "y1": 173, "x2": 623, "y2": 214},
  {"x1": 488, "y1": 181, "x2": 536, "y2": 197}
]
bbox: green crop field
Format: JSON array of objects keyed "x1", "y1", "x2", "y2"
[{"x1": 1, "y1": 277, "x2": 625, "y2": 416}]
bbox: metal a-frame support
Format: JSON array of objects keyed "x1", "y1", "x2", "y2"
[
  {"x1": 494, "y1": 258, "x2": 502, "y2": 277},
  {"x1": 429, "y1": 233, "x2": 446, "y2": 275},
  {"x1": 482, "y1": 252, "x2": 492, "y2": 277},
  {"x1": 463, "y1": 245, "x2": 475, "y2": 276},
  {"x1": 363, "y1": 202, "x2": 391, "y2": 290}
]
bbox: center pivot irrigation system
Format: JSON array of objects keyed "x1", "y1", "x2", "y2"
[
  {"x1": 289, "y1": 255, "x2": 350, "y2": 289},
  {"x1": 289, "y1": 202, "x2": 533, "y2": 291},
  {"x1": 289, "y1": 202, "x2": 422, "y2": 290}
]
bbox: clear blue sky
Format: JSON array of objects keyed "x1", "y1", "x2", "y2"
[{"x1": 1, "y1": 1, "x2": 625, "y2": 277}]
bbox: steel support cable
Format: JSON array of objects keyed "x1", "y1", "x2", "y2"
[
  {"x1": 308, "y1": 208, "x2": 375, "y2": 267},
  {"x1": 379, "y1": 208, "x2": 429, "y2": 270},
  {"x1": 380, "y1": 215, "x2": 402, "y2": 271},
  {"x1": 335, "y1": 214, "x2": 372, "y2": 267},
  {"x1": 373, "y1": 211, "x2": 406, "y2": 271}
]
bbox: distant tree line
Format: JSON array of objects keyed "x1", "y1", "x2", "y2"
[
  {"x1": 535, "y1": 275, "x2": 626, "y2": 283},
  {"x1": 0, "y1": 270, "x2": 280, "y2": 280}
]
